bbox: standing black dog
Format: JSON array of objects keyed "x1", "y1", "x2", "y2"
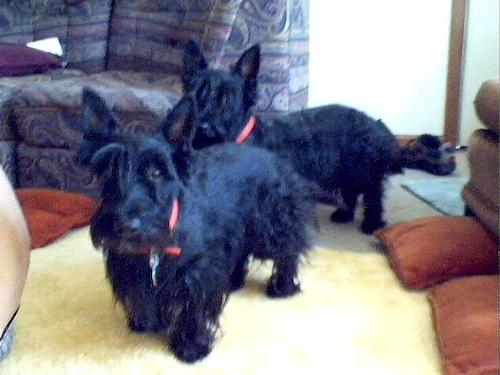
[
  {"x1": 78, "y1": 88, "x2": 315, "y2": 363},
  {"x1": 174, "y1": 41, "x2": 402, "y2": 234}
]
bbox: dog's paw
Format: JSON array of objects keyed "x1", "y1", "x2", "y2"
[
  {"x1": 360, "y1": 218, "x2": 386, "y2": 234},
  {"x1": 330, "y1": 209, "x2": 354, "y2": 223},
  {"x1": 266, "y1": 278, "x2": 300, "y2": 298},
  {"x1": 128, "y1": 317, "x2": 161, "y2": 333},
  {"x1": 170, "y1": 335, "x2": 212, "y2": 363}
]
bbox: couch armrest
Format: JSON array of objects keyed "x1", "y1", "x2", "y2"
[
  {"x1": 462, "y1": 129, "x2": 499, "y2": 238},
  {"x1": 474, "y1": 79, "x2": 499, "y2": 134}
]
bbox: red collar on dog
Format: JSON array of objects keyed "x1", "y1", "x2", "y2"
[
  {"x1": 164, "y1": 198, "x2": 181, "y2": 256},
  {"x1": 141, "y1": 198, "x2": 182, "y2": 257},
  {"x1": 168, "y1": 198, "x2": 180, "y2": 231},
  {"x1": 235, "y1": 115, "x2": 257, "y2": 144},
  {"x1": 164, "y1": 198, "x2": 182, "y2": 256}
]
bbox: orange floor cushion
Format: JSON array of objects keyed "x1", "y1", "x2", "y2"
[
  {"x1": 16, "y1": 189, "x2": 99, "y2": 249},
  {"x1": 428, "y1": 275, "x2": 498, "y2": 375},
  {"x1": 375, "y1": 216, "x2": 498, "y2": 289}
]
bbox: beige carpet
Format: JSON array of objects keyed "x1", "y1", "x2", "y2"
[{"x1": 0, "y1": 225, "x2": 441, "y2": 375}]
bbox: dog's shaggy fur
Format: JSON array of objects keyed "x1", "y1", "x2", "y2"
[
  {"x1": 78, "y1": 88, "x2": 315, "y2": 363},
  {"x1": 170, "y1": 41, "x2": 402, "y2": 233}
]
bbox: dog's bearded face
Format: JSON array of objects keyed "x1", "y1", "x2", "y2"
[
  {"x1": 180, "y1": 40, "x2": 260, "y2": 149},
  {"x1": 79, "y1": 88, "x2": 181, "y2": 255}
]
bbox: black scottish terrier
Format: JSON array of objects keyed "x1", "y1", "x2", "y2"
[
  {"x1": 401, "y1": 134, "x2": 456, "y2": 175},
  {"x1": 78, "y1": 88, "x2": 315, "y2": 363},
  {"x1": 172, "y1": 41, "x2": 402, "y2": 234}
]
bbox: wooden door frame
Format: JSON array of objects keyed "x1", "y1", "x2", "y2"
[{"x1": 443, "y1": 0, "x2": 469, "y2": 147}]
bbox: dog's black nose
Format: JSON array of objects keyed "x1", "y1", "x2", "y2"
[
  {"x1": 120, "y1": 218, "x2": 142, "y2": 236},
  {"x1": 128, "y1": 218, "x2": 141, "y2": 230}
]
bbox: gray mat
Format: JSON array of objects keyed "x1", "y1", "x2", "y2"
[{"x1": 401, "y1": 177, "x2": 467, "y2": 216}]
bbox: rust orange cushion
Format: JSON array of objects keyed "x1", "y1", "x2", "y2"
[
  {"x1": 375, "y1": 216, "x2": 498, "y2": 289},
  {"x1": 428, "y1": 275, "x2": 499, "y2": 375},
  {"x1": 15, "y1": 189, "x2": 99, "y2": 249}
]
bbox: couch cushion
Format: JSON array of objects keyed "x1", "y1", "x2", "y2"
[
  {"x1": 0, "y1": 69, "x2": 86, "y2": 187},
  {"x1": 428, "y1": 275, "x2": 498, "y2": 375},
  {"x1": 13, "y1": 70, "x2": 182, "y2": 149},
  {"x1": 12, "y1": 70, "x2": 181, "y2": 193},
  {"x1": 375, "y1": 216, "x2": 498, "y2": 290},
  {"x1": 0, "y1": 0, "x2": 112, "y2": 73},
  {"x1": 17, "y1": 144, "x2": 95, "y2": 196},
  {"x1": 107, "y1": 0, "x2": 222, "y2": 74},
  {"x1": 107, "y1": 0, "x2": 310, "y2": 116},
  {"x1": 0, "y1": 44, "x2": 62, "y2": 77},
  {"x1": 0, "y1": 69, "x2": 85, "y2": 141}
]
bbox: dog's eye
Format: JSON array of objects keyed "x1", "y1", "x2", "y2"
[
  {"x1": 146, "y1": 166, "x2": 163, "y2": 182},
  {"x1": 219, "y1": 94, "x2": 229, "y2": 107}
]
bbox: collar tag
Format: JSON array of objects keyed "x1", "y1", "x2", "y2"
[{"x1": 149, "y1": 251, "x2": 161, "y2": 287}]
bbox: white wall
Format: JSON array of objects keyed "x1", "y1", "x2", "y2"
[
  {"x1": 459, "y1": 0, "x2": 499, "y2": 145},
  {"x1": 309, "y1": 0, "x2": 452, "y2": 136}
]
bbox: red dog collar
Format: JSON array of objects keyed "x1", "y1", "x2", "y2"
[
  {"x1": 168, "y1": 198, "x2": 180, "y2": 231},
  {"x1": 140, "y1": 198, "x2": 182, "y2": 257},
  {"x1": 235, "y1": 115, "x2": 257, "y2": 144},
  {"x1": 164, "y1": 198, "x2": 182, "y2": 256}
]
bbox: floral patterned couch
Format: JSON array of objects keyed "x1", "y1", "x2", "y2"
[{"x1": 0, "y1": 0, "x2": 309, "y2": 196}]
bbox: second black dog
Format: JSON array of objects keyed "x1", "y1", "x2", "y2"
[
  {"x1": 79, "y1": 88, "x2": 315, "y2": 363},
  {"x1": 172, "y1": 41, "x2": 402, "y2": 234}
]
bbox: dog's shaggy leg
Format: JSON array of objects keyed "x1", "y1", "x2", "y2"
[
  {"x1": 169, "y1": 293, "x2": 223, "y2": 363},
  {"x1": 229, "y1": 257, "x2": 248, "y2": 292},
  {"x1": 330, "y1": 188, "x2": 358, "y2": 223},
  {"x1": 168, "y1": 262, "x2": 227, "y2": 363},
  {"x1": 266, "y1": 256, "x2": 301, "y2": 298},
  {"x1": 125, "y1": 295, "x2": 162, "y2": 333},
  {"x1": 361, "y1": 182, "x2": 386, "y2": 234},
  {"x1": 170, "y1": 324, "x2": 214, "y2": 363}
]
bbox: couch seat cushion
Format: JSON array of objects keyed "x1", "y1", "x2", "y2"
[
  {"x1": 13, "y1": 70, "x2": 182, "y2": 149},
  {"x1": 11, "y1": 70, "x2": 182, "y2": 194},
  {"x1": 0, "y1": 69, "x2": 85, "y2": 141}
]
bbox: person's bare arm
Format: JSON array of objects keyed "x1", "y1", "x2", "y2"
[{"x1": 0, "y1": 167, "x2": 30, "y2": 332}]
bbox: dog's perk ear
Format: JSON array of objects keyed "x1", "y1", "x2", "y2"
[
  {"x1": 79, "y1": 88, "x2": 122, "y2": 168},
  {"x1": 82, "y1": 87, "x2": 118, "y2": 134},
  {"x1": 160, "y1": 97, "x2": 194, "y2": 144},
  {"x1": 182, "y1": 40, "x2": 207, "y2": 90},
  {"x1": 232, "y1": 44, "x2": 260, "y2": 81},
  {"x1": 88, "y1": 143, "x2": 124, "y2": 177}
]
